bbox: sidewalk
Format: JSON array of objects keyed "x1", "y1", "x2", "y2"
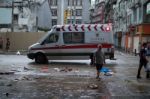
[
  {"x1": 0, "y1": 50, "x2": 27, "y2": 55},
  {"x1": 116, "y1": 48, "x2": 139, "y2": 57}
]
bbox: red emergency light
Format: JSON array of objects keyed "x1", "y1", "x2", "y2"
[{"x1": 105, "y1": 27, "x2": 110, "y2": 32}]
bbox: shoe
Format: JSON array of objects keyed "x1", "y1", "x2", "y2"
[
  {"x1": 146, "y1": 73, "x2": 150, "y2": 79},
  {"x1": 137, "y1": 76, "x2": 142, "y2": 79},
  {"x1": 146, "y1": 76, "x2": 150, "y2": 79},
  {"x1": 96, "y1": 76, "x2": 99, "y2": 79}
]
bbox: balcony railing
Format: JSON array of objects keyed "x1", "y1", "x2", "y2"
[
  {"x1": 111, "y1": 0, "x2": 117, "y2": 5},
  {"x1": 129, "y1": 2, "x2": 136, "y2": 9},
  {"x1": 134, "y1": 0, "x2": 141, "y2": 8}
]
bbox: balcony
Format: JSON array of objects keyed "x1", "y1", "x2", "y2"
[
  {"x1": 143, "y1": 0, "x2": 149, "y2": 4},
  {"x1": 135, "y1": 0, "x2": 141, "y2": 8},
  {"x1": 128, "y1": 2, "x2": 136, "y2": 9},
  {"x1": 118, "y1": 12, "x2": 123, "y2": 19},
  {"x1": 111, "y1": 0, "x2": 117, "y2": 5}
]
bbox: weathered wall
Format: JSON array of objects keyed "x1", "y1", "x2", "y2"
[{"x1": 0, "y1": 32, "x2": 46, "y2": 51}]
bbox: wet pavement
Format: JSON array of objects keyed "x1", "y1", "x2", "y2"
[{"x1": 0, "y1": 51, "x2": 150, "y2": 99}]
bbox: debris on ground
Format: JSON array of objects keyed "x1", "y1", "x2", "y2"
[
  {"x1": 100, "y1": 67, "x2": 110, "y2": 73},
  {"x1": 10, "y1": 69, "x2": 21, "y2": 72},
  {"x1": 100, "y1": 67, "x2": 114, "y2": 76},
  {"x1": 54, "y1": 67, "x2": 73, "y2": 72},
  {"x1": 6, "y1": 84, "x2": 12, "y2": 87},
  {"x1": 54, "y1": 68, "x2": 60, "y2": 72},
  {"x1": 88, "y1": 84, "x2": 98, "y2": 89},
  {"x1": 74, "y1": 69, "x2": 79, "y2": 73},
  {"x1": 16, "y1": 51, "x2": 21, "y2": 55},
  {"x1": 0, "y1": 71, "x2": 14, "y2": 75},
  {"x1": 24, "y1": 67, "x2": 33, "y2": 71},
  {"x1": 41, "y1": 67, "x2": 49, "y2": 72},
  {"x1": 5, "y1": 93, "x2": 9, "y2": 97},
  {"x1": 60, "y1": 67, "x2": 73, "y2": 72},
  {"x1": 104, "y1": 72, "x2": 114, "y2": 76},
  {"x1": 22, "y1": 76, "x2": 32, "y2": 81}
]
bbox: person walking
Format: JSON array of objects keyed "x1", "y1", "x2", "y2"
[
  {"x1": 6, "y1": 38, "x2": 10, "y2": 52},
  {"x1": 137, "y1": 43, "x2": 149, "y2": 79},
  {"x1": 94, "y1": 44, "x2": 105, "y2": 79}
]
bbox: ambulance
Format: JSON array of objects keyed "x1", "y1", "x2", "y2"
[{"x1": 27, "y1": 24, "x2": 114, "y2": 64}]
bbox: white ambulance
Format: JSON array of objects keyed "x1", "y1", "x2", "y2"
[{"x1": 27, "y1": 24, "x2": 114, "y2": 64}]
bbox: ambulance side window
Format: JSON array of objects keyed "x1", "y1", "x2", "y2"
[
  {"x1": 44, "y1": 33, "x2": 59, "y2": 44},
  {"x1": 63, "y1": 32, "x2": 84, "y2": 44}
]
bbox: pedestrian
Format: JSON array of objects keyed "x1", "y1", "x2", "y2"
[
  {"x1": 0, "y1": 37, "x2": 3, "y2": 49},
  {"x1": 137, "y1": 43, "x2": 149, "y2": 79},
  {"x1": 94, "y1": 44, "x2": 105, "y2": 79},
  {"x1": 6, "y1": 38, "x2": 10, "y2": 52}
]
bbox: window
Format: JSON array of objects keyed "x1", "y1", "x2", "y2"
[
  {"x1": 76, "y1": 0, "x2": 82, "y2": 6},
  {"x1": 72, "y1": 0, "x2": 75, "y2": 6},
  {"x1": 51, "y1": 9, "x2": 57, "y2": 16},
  {"x1": 68, "y1": 0, "x2": 76, "y2": 6},
  {"x1": 72, "y1": 9, "x2": 75, "y2": 16},
  {"x1": 80, "y1": 0, "x2": 82, "y2": 6},
  {"x1": 67, "y1": 19, "x2": 76, "y2": 24},
  {"x1": 44, "y1": 33, "x2": 59, "y2": 44},
  {"x1": 49, "y1": 0, "x2": 57, "y2": 6},
  {"x1": 14, "y1": 14, "x2": 18, "y2": 21},
  {"x1": 52, "y1": 19, "x2": 57, "y2": 26},
  {"x1": 63, "y1": 32, "x2": 84, "y2": 44},
  {"x1": 76, "y1": 19, "x2": 82, "y2": 24},
  {"x1": 68, "y1": 0, "x2": 70, "y2": 5},
  {"x1": 76, "y1": 9, "x2": 82, "y2": 16}
]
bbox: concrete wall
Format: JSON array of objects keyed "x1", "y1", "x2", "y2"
[{"x1": 0, "y1": 32, "x2": 46, "y2": 51}]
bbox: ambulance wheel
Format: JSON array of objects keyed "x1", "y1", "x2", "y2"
[
  {"x1": 35, "y1": 53, "x2": 48, "y2": 64},
  {"x1": 90, "y1": 54, "x2": 94, "y2": 65}
]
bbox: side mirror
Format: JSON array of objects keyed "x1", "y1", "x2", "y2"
[{"x1": 41, "y1": 40, "x2": 46, "y2": 45}]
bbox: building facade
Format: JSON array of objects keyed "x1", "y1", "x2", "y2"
[
  {"x1": 0, "y1": 0, "x2": 51, "y2": 32},
  {"x1": 113, "y1": 0, "x2": 150, "y2": 53},
  {"x1": 90, "y1": 0, "x2": 105, "y2": 24},
  {"x1": 48, "y1": 0, "x2": 91, "y2": 26}
]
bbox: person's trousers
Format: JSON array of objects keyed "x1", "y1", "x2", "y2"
[{"x1": 137, "y1": 61, "x2": 149, "y2": 78}]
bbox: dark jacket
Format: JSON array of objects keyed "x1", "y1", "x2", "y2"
[
  {"x1": 139, "y1": 48, "x2": 148, "y2": 63},
  {"x1": 94, "y1": 49, "x2": 105, "y2": 64}
]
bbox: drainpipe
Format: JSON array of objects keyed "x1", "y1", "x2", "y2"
[
  {"x1": 73, "y1": 0, "x2": 76, "y2": 24},
  {"x1": 61, "y1": 0, "x2": 64, "y2": 25},
  {"x1": 139, "y1": 1, "x2": 144, "y2": 49},
  {"x1": 11, "y1": 1, "x2": 14, "y2": 32}
]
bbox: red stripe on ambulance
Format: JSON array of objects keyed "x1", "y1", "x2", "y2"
[{"x1": 31, "y1": 44, "x2": 113, "y2": 50}]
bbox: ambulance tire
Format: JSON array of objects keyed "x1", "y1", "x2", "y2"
[
  {"x1": 35, "y1": 53, "x2": 48, "y2": 64},
  {"x1": 90, "y1": 55, "x2": 94, "y2": 65},
  {"x1": 109, "y1": 54, "x2": 114, "y2": 59}
]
